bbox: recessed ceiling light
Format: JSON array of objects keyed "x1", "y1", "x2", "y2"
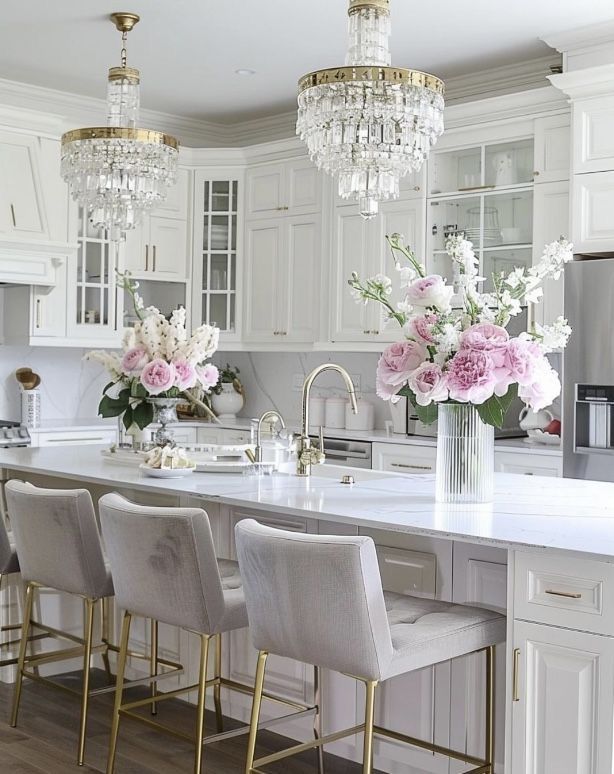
[{"x1": 235, "y1": 68, "x2": 257, "y2": 76}]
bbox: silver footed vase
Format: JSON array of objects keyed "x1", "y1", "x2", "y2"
[
  {"x1": 147, "y1": 397, "x2": 183, "y2": 447},
  {"x1": 435, "y1": 403, "x2": 494, "y2": 504}
]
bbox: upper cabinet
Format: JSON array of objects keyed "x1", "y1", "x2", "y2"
[
  {"x1": 533, "y1": 115, "x2": 571, "y2": 184},
  {"x1": 246, "y1": 158, "x2": 322, "y2": 218},
  {"x1": 0, "y1": 130, "x2": 46, "y2": 239},
  {"x1": 573, "y1": 95, "x2": 614, "y2": 175}
]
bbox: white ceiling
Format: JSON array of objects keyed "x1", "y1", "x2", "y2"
[{"x1": 1, "y1": 0, "x2": 613, "y2": 123}]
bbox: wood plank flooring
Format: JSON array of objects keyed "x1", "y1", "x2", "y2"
[{"x1": 0, "y1": 671, "x2": 382, "y2": 774}]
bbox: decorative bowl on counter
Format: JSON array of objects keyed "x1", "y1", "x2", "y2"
[{"x1": 139, "y1": 464, "x2": 195, "y2": 479}]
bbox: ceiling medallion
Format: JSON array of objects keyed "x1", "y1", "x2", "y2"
[
  {"x1": 61, "y1": 12, "x2": 179, "y2": 240},
  {"x1": 297, "y1": 0, "x2": 445, "y2": 219}
]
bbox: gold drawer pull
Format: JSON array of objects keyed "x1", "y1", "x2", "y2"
[
  {"x1": 391, "y1": 462, "x2": 432, "y2": 470},
  {"x1": 513, "y1": 648, "x2": 520, "y2": 702},
  {"x1": 545, "y1": 589, "x2": 582, "y2": 599},
  {"x1": 10, "y1": 203, "x2": 16, "y2": 227}
]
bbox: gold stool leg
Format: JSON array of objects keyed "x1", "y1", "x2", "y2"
[
  {"x1": 150, "y1": 619, "x2": 159, "y2": 716},
  {"x1": 10, "y1": 581, "x2": 34, "y2": 727},
  {"x1": 77, "y1": 598, "x2": 96, "y2": 766},
  {"x1": 485, "y1": 645, "x2": 495, "y2": 773},
  {"x1": 106, "y1": 611, "x2": 132, "y2": 774},
  {"x1": 101, "y1": 597, "x2": 113, "y2": 683},
  {"x1": 194, "y1": 634, "x2": 211, "y2": 774},
  {"x1": 245, "y1": 650, "x2": 268, "y2": 774},
  {"x1": 213, "y1": 632, "x2": 223, "y2": 733},
  {"x1": 362, "y1": 680, "x2": 378, "y2": 774},
  {"x1": 314, "y1": 665, "x2": 325, "y2": 774}
]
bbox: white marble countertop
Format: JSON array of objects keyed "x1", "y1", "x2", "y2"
[{"x1": 0, "y1": 445, "x2": 606, "y2": 560}]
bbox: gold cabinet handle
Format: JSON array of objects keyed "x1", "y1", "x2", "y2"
[
  {"x1": 145, "y1": 244, "x2": 149, "y2": 272},
  {"x1": 457, "y1": 184, "x2": 496, "y2": 192},
  {"x1": 413, "y1": 185, "x2": 421, "y2": 191},
  {"x1": 545, "y1": 589, "x2": 582, "y2": 599},
  {"x1": 533, "y1": 170, "x2": 540, "y2": 177},
  {"x1": 10, "y1": 204, "x2": 16, "y2": 227},
  {"x1": 372, "y1": 329, "x2": 379, "y2": 335},
  {"x1": 513, "y1": 647, "x2": 520, "y2": 702},
  {"x1": 153, "y1": 245, "x2": 156, "y2": 272},
  {"x1": 390, "y1": 462, "x2": 432, "y2": 470},
  {"x1": 35, "y1": 299, "x2": 41, "y2": 329}
]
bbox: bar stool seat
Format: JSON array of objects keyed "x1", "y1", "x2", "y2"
[{"x1": 383, "y1": 591, "x2": 505, "y2": 679}]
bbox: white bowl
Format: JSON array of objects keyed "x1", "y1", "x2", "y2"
[{"x1": 140, "y1": 464, "x2": 195, "y2": 478}]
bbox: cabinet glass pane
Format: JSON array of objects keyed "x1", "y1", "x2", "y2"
[
  {"x1": 209, "y1": 293, "x2": 227, "y2": 330},
  {"x1": 204, "y1": 181, "x2": 210, "y2": 212},
  {"x1": 485, "y1": 139, "x2": 534, "y2": 187},
  {"x1": 211, "y1": 181, "x2": 231, "y2": 211},
  {"x1": 429, "y1": 196, "x2": 481, "y2": 251},
  {"x1": 76, "y1": 207, "x2": 114, "y2": 330},
  {"x1": 482, "y1": 248, "x2": 532, "y2": 293},
  {"x1": 211, "y1": 216, "x2": 230, "y2": 250},
  {"x1": 230, "y1": 254, "x2": 236, "y2": 291},
  {"x1": 125, "y1": 281, "x2": 186, "y2": 325},
  {"x1": 232, "y1": 181, "x2": 238, "y2": 212},
  {"x1": 429, "y1": 147, "x2": 482, "y2": 195},
  {"x1": 484, "y1": 190, "x2": 533, "y2": 246}
]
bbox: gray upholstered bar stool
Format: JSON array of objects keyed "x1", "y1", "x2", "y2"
[
  {"x1": 6, "y1": 480, "x2": 118, "y2": 766},
  {"x1": 99, "y1": 493, "x2": 320, "y2": 774},
  {"x1": 236, "y1": 519, "x2": 507, "y2": 774}
]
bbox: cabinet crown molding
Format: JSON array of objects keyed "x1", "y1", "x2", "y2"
[{"x1": 549, "y1": 64, "x2": 614, "y2": 100}]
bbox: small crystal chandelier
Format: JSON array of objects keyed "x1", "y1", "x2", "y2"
[
  {"x1": 297, "y1": 0, "x2": 445, "y2": 219},
  {"x1": 61, "y1": 12, "x2": 179, "y2": 239}
]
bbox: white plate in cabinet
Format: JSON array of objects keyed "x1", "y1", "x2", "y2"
[
  {"x1": 573, "y1": 95, "x2": 614, "y2": 174},
  {"x1": 513, "y1": 551, "x2": 614, "y2": 636},
  {"x1": 572, "y1": 171, "x2": 614, "y2": 254},
  {"x1": 511, "y1": 620, "x2": 614, "y2": 774},
  {"x1": 494, "y1": 450, "x2": 562, "y2": 477},
  {"x1": 372, "y1": 442, "x2": 436, "y2": 474}
]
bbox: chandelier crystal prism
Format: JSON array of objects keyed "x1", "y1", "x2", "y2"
[
  {"x1": 297, "y1": 0, "x2": 445, "y2": 219},
  {"x1": 61, "y1": 12, "x2": 179, "y2": 240}
]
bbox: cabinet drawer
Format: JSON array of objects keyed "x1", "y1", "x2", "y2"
[
  {"x1": 33, "y1": 429, "x2": 117, "y2": 447},
  {"x1": 494, "y1": 450, "x2": 562, "y2": 477},
  {"x1": 514, "y1": 551, "x2": 614, "y2": 635},
  {"x1": 372, "y1": 442, "x2": 436, "y2": 474},
  {"x1": 222, "y1": 429, "x2": 252, "y2": 445}
]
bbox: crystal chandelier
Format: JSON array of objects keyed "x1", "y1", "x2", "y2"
[
  {"x1": 61, "y1": 13, "x2": 179, "y2": 240},
  {"x1": 297, "y1": 0, "x2": 445, "y2": 219}
]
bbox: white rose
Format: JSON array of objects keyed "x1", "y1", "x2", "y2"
[{"x1": 405, "y1": 275, "x2": 455, "y2": 312}]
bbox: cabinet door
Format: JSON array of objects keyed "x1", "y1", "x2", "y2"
[
  {"x1": 494, "y1": 450, "x2": 562, "y2": 477},
  {"x1": 572, "y1": 171, "x2": 614, "y2": 254},
  {"x1": 511, "y1": 620, "x2": 614, "y2": 774},
  {"x1": 243, "y1": 220, "x2": 282, "y2": 342},
  {"x1": 278, "y1": 216, "x2": 319, "y2": 343},
  {"x1": 152, "y1": 167, "x2": 189, "y2": 219},
  {"x1": 532, "y1": 180, "x2": 569, "y2": 327},
  {"x1": 573, "y1": 96, "x2": 614, "y2": 174},
  {"x1": 246, "y1": 164, "x2": 284, "y2": 218},
  {"x1": 123, "y1": 223, "x2": 147, "y2": 274},
  {"x1": 286, "y1": 159, "x2": 322, "y2": 215},
  {"x1": 372, "y1": 442, "x2": 437, "y2": 474},
  {"x1": 534, "y1": 115, "x2": 571, "y2": 184},
  {"x1": 0, "y1": 131, "x2": 46, "y2": 237},
  {"x1": 149, "y1": 215, "x2": 188, "y2": 280},
  {"x1": 330, "y1": 206, "x2": 377, "y2": 342}
]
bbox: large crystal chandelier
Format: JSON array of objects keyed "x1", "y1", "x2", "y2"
[
  {"x1": 61, "y1": 13, "x2": 178, "y2": 239},
  {"x1": 297, "y1": 0, "x2": 445, "y2": 219}
]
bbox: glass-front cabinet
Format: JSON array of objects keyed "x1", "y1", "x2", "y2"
[
  {"x1": 192, "y1": 171, "x2": 243, "y2": 341},
  {"x1": 427, "y1": 137, "x2": 534, "y2": 295}
]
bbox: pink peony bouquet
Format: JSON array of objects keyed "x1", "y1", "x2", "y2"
[
  {"x1": 348, "y1": 234, "x2": 573, "y2": 428},
  {"x1": 86, "y1": 272, "x2": 220, "y2": 429}
]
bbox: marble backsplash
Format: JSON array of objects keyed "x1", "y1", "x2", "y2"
[{"x1": 0, "y1": 346, "x2": 562, "y2": 428}]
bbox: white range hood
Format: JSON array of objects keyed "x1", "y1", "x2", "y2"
[{"x1": 0, "y1": 239, "x2": 70, "y2": 286}]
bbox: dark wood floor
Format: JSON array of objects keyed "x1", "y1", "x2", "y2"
[{"x1": 0, "y1": 671, "x2": 381, "y2": 774}]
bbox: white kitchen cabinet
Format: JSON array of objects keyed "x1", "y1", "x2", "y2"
[
  {"x1": 124, "y1": 214, "x2": 188, "y2": 280},
  {"x1": 572, "y1": 95, "x2": 614, "y2": 174},
  {"x1": 494, "y1": 450, "x2": 562, "y2": 477},
  {"x1": 243, "y1": 215, "x2": 319, "y2": 344},
  {"x1": 0, "y1": 130, "x2": 46, "y2": 239},
  {"x1": 533, "y1": 115, "x2": 571, "y2": 184},
  {"x1": 372, "y1": 442, "x2": 437, "y2": 474},
  {"x1": 246, "y1": 158, "x2": 322, "y2": 219},
  {"x1": 29, "y1": 428, "x2": 117, "y2": 448},
  {"x1": 2, "y1": 260, "x2": 68, "y2": 343},
  {"x1": 532, "y1": 180, "x2": 569, "y2": 326},
  {"x1": 511, "y1": 619, "x2": 614, "y2": 774},
  {"x1": 572, "y1": 171, "x2": 614, "y2": 254}
]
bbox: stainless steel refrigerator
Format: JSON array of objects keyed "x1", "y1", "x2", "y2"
[{"x1": 563, "y1": 256, "x2": 614, "y2": 480}]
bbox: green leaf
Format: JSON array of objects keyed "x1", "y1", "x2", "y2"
[
  {"x1": 130, "y1": 381, "x2": 148, "y2": 398},
  {"x1": 98, "y1": 389, "x2": 130, "y2": 418},
  {"x1": 101, "y1": 381, "x2": 115, "y2": 395},
  {"x1": 122, "y1": 406, "x2": 134, "y2": 431},
  {"x1": 132, "y1": 401, "x2": 154, "y2": 430},
  {"x1": 476, "y1": 384, "x2": 518, "y2": 429}
]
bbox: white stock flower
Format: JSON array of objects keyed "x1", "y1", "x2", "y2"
[
  {"x1": 500, "y1": 290, "x2": 522, "y2": 317},
  {"x1": 395, "y1": 261, "x2": 416, "y2": 285},
  {"x1": 525, "y1": 287, "x2": 544, "y2": 304},
  {"x1": 534, "y1": 316, "x2": 572, "y2": 352},
  {"x1": 434, "y1": 323, "x2": 461, "y2": 358},
  {"x1": 371, "y1": 274, "x2": 392, "y2": 295}
]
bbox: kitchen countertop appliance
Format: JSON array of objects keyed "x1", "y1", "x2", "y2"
[
  {"x1": 564, "y1": 255, "x2": 614, "y2": 480},
  {"x1": 0, "y1": 420, "x2": 31, "y2": 448}
]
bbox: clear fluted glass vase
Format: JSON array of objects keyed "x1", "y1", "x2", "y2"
[{"x1": 435, "y1": 403, "x2": 494, "y2": 504}]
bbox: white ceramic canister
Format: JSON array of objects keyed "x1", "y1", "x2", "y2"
[
  {"x1": 308, "y1": 396, "x2": 325, "y2": 428},
  {"x1": 345, "y1": 398, "x2": 375, "y2": 431},
  {"x1": 21, "y1": 389, "x2": 41, "y2": 429},
  {"x1": 324, "y1": 397, "x2": 346, "y2": 430}
]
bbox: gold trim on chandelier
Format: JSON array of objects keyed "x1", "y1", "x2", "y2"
[
  {"x1": 61, "y1": 127, "x2": 179, "y2": 150},
  {"x1": 348, "y1": 0, "x2": 390, "y2": 15},
  {"x1": 298, "y1": 66, "x2": 445, "y2": 96},
  {"x1": 108, "y1": 66, "x2": 140, "y2": 83}
]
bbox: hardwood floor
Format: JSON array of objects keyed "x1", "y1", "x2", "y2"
[{"x1": 0, "y1": 671, "x2": 379, "y2": 774}]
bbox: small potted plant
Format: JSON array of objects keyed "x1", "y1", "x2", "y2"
[{"x1": 211, "y1": 364, "x2": 245, "y2": 421}]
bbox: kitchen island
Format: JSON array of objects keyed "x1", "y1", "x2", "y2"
[{"x1": 0, "y1": 445, "x2": 613, "y2": 774}]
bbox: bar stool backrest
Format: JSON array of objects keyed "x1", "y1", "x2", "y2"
[
  {"x1": 0, "y1": 507, "x2": 15, "y2": 575},
  {"x1": 99, "y1": 493, "x2": 226, "y2": 633},
  {"x1": 235, "y1": 519, "x2": 394, "y2": 681},
  {"x1": 5, "y1": 480, "x2": 110, "y2": 598}
]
